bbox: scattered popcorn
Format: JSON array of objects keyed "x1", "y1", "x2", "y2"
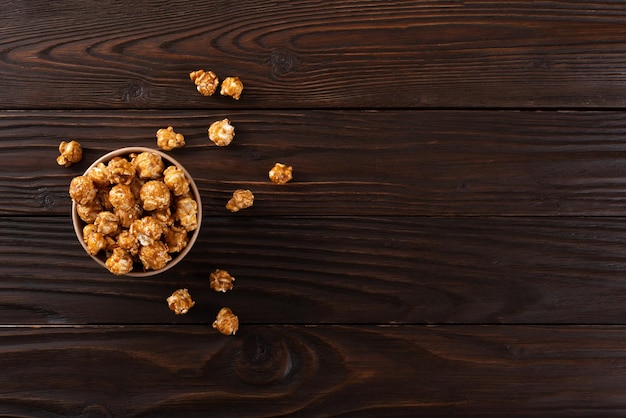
[
  {"x1": 167, "y1": 288, "x2": 195, "y2": 315},
  {"x1": 269, "y1": 163, "x2": 293, "y2": 185},
  {"x1": 226, "y1": 189, "x2": 254, "y2": 213},
  {"x1": 190, "y1": 69, "x2": 219, "y2": 96},
  {"x1": 56, "y1": 140, "x2": 83, "y2": 167},
  {"x1": 156, "y1": 126, "x2": 185, "y2": 151},
  {"x1": 213, "y1": 307, "x2": 239, "y2": 335},
  {"x1": 220, "y1": 77, "x2": 243, "y2": 100},
  {"x1": 208, "y1": 118, "x2": 235, "y2": 147},
  {"x1": 210, "y1": 269, "x2": 235, "y2": 292}
]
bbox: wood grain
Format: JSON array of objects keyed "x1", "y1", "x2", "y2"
[
  {"x1": 1, "y1": 324, "x2": 626, "y2": 417},
  {"x1": 3, "y1": 109, "x2": 626, "y2": 216},
  {"x1": 2, "y1": 1, "x2": 626, "y2": 109},
  {"x1": 4, "y1": 215, "x2": 626, "y2": 325}
]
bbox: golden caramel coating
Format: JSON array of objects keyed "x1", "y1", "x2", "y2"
[
  {"x1": 139, "y1": 241, "x2": 171, "y2": 270},
  {"x1": 164, "y1": 225, "x2": 189, "y2": 253},
  {"x1": 57, "y1": 140, "x2": 83, "y2": 167},
  {"x1": 105, "y1": 247, "x2": 134, "y2": 276},
  {"x1": 213, "y1": 307, "x2": 239, "y2": 335},
  {"x1": 140, "y1": 180, "x2": 172, "y2": 212},
  {"x1": 167, "y1": 288, "x2": 195, "y2": 315},
  {"x1": 84, "y1": 230, "x2": 106, "y2": 256},
  {"x1": 209, "y1": 269, "x2": 235, "y2": 293},
  {"x1": 116, "y1": 230, "x2": 139, "y2": 256},
  {"x1": 114, "y1": 204, "x2": 143, "y2": 229},
  {"x1": 220, "y1": 77, "x2": 243, "y2": 100},
  {"x1": 152, "y1": 207, "x2": 174, "y2": 227},
  {"x1": 189, "y1": 69, "x2": 219, "y2": 96},
  {"x1": 76, "y1": 200, "x2": 103, "y2": 224},
  {"x1": 156, "y1": 126, "x2": 186, "y2": 151},
  {"x1": 163, "y1": 165, "x2": 190, "y2": 196},
  {"x1": 97, "y1": 188, "x2": 113, "y2": 211},
  {"x1": 208, "y1": 118, "x2": 235, "y2": 147},
  {"x1": 133, "y1": 151, "x2": 165, "y2": 180},
  {"x1": 106, "y1": 157, "x2": 136, "y2": 185},
  {"x1": 69, "y1": 175, "x2": 98, "y2": 205},
  {"x1": 109, "y1": 184, "x2": 135, "y2": 211},
  {"x1": 225, "y1": 189, "x2": 254, "y2": 213},
  {"x1": 175, "y1": 197, "x2": 198, "y2": 232},
  {"x1": 130, "y1": 216, "x2": 166, "y2": 247},
  {"x1": 268, "y1": 162, "x2": 293, "y2": 185},
  {"x1": 94, "y1": 211, "x2": 120, "y2": 236},
  {"x1": 86, "y1": 162, "x2": 109, "y2": 188}
]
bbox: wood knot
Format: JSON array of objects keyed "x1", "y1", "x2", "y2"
[
  {"x1": 269, "y1": 48, "x2": 298, "y2": 76},
  {"x1": 121, "y1": 80, "x2": 146, "y2": 102}
]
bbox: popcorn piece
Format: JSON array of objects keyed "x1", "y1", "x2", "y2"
[
  {"x1": 213, "y1": 307, "x2": 239, "y2": 335},
  {"x1": 109, "y1": 184, "x2": 135, "y2": 211},
  {"x1": 130, "y1": 216, "x2": 166, "y2": 246},
  {"x1": 57, "y1": 140, "x2": 83, "y2": 167},
  {"x1": 175, "y1": 197, "x2": 198, "y2": 232},
  {"x1": 163, "y1": 165, "x2": 190, "y2": 196},
  {"x1": 106, "y1": 157, "x2": 136, "y2": 185},
  {"x1": 76, "y1": 200, "x2": 103, "y2": 224},
  {"x1": 83, "y1": 224, "x2": 107, "y2": 256},
  {"x1": 94, "y1": 211, "x2": 120, "y2": 236},
  {"x1": 116, "y1": 230, "x2": 139, "y2": 256},
  {"x1": 209, "y1": 269, "x2": 235, "y2": 292},
  {"x1": 114, "y1": 204, "x2": 143, "y2": 229},
  {"x1": 86, "y1": 162, "x2": 109, "y2": 188},
  {"x1": 69, "y1": 175, "x2": 98, "y2": 205},
  {"x1": 139, "y1": 241, "x2": 171, "y2": 271},
  {"x1": 268, "y1": 163, "x2": 293, "y2": 185},
  {"x1": 190, "y1": 69, "x2": 219, "y2": 96},
  {"x1": 133, "y1": 151, "x2": 165, "y2": 180},
  {"x1": 208, "y1": 118, "x2": 235, "y2": 147},
  {"x1": 152, "y1": 207, "x2": 174, "y2": 227},
  {"x1": 164, "y1": 225, "x2": 189, "y2": 253},
  {"x1": 220, "y1": 77, "x2": 243, "y2": 100},
  {"x1": 167, "y1": 288, "x2": 195, "y2": 315},
  {"x1": 105, "y1": 247, "x2": 134, "y2": 276},
  {"x1": 140, "y1": 180, "x2": 171, "y2": 211},
  {"x1": 226, "y1": 189, "x2": 254, "y2": 213},
  {"x1": 156, "y1": 126, "x2": 185, "y2": 151}
]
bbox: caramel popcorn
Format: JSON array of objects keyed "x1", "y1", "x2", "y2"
[
  {"x1": 190, "y1": 69, "x2": 219, "y2": 96},
  {"x1": 133, "y1": 151, "x2": 164, "y2": 179},
  {"x1": 116, "y1": 230, "x2": 139, "y2": 256},
  {"x1": 75, "y1": 200, "x2": 103, "y2": 223},
  {"x1": 130, "y1": 216, "x2": 166, "y2": 246},
  {"x1": 152, "y1": 207, "x2": 174, "y2": 227},
  {"x1": 156, "y1": 126, "x2": 185, "y2": 151},
  {"x1": 269, "y1": 163, "x2": 293, "y2": 185},
  {"x1": 167, "y1": 288, "x2": 195, "y2": 315},
  {"x1": 220, "y1": 77, "x2": 243, "y2": 100},
  {"x1": 83, "y1": 225, "x2": 107, "y2": 256},
  {"x1": 109, "y1": 184, "x2": 135, "y2": 211},
  {"x1": 165, "y1": 225, "x2": 189, "y2": 253},
  {"x1": 140, "y1": 180, "x2": 171, "y2": 211},
  {"x1": 106, "y1": 157, "x2": 136, "y2": 185},
  {"x1": 209, "y1": 269, "x2": 235, "y2": 292},
  {"x1": 208, "y1": 118, "x2": 235, "y2": 147},
  {"x1": 105, "y1": 247, "x2": 134, "y2": 276},
  {"x1": 114, "y1": 204, "x2": 142, "y2": 229},
  {"x1": 213, "y1": 307, "x2": 239, "y2": 335},
  {"x1": 139, "y1": 241, "x2": 171, "y2": 270},
  {"x1": 175, "y1": 197, "x2": 198, "y2": 232},
  {"x1": 86, "y1": 162, "x2": 109, "y2": 188},
  {"x1": 69, "y1": 175, "x2": 97, "y2": 205},
  {"x1": 163, "y1": 165, "x2": 190, "y2": 196},
  {"x1": 94, "y1": 211, "x2": 120, "y2": 236},
  {"x1": 56, "y1": 140, "x2": 83, "y2": 167},
  {"x1": 226, "y1": 189, "x2": 254, "y2": 213}
]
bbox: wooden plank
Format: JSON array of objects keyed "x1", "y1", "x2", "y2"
[
  {"x1": 3, "y1": 215, "x2": 626, "y2": 325},
  {"x1": 3, "y1": 109, "x2": 626, "y2": 216},
  {"x1": 2, "y1": 1, "x2": 626, "y2": 109},
  {"x1": 0, "y1": 324, "x2": 625, "y2": 417}
]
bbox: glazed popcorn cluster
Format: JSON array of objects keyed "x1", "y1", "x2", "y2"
[{"x1": 69, "y1": 150, "x2": 199, "y2": 276}]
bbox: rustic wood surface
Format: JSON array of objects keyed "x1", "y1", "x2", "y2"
[{"x1": 3, "y1": 0, "x2": 626, "y2": 416}]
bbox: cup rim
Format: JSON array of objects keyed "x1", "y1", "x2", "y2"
[{"x1": 72, "y1": 146, "x2": 202, "y2": 277}]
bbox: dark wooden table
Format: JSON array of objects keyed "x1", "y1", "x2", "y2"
[{"x1": 3, "y1": 1, "x2": 626, "y2": 416}]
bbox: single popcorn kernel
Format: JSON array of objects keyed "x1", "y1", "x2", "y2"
[
  {"x1": 109, "y1": 184, "x2": 135, "y2": 211},
  {"x1": 156, "y1": 126, "x2": 185, "y2": 151},
  {"x1": 163, "y1": 165, "x2": 190, "y2": 196},
  {"x1": 105, "y1": 247, "x2": 134, "y2": 276},
  {"x1": 190, "y1": 69, "x2": 219, "y2": 96},
  {"x1": 57, "y1": 140, "x2": 83, "y2": 167},
  {"x1": 94, "y1": 211, "x2": 120, "y2": 236},
  {"x1": 133, "y1": 151, "x2": 165, "y2": 180},
  {"x1": 130, "y1": 216, "x2": 166, "y2": 246},
  {"x1": 209, "y1": 269, "x2": 235, "y2": 293},
  {"x1": 213, "y1": 307, "x2": 239, "y2": 336},
  {"x1": 83, "y1": 225, "x2": 107, "y2": 256},
  {"x1": 167, "y1": 288, "x2": 195, "y2": 315},
  {"x1": 226, "y1": 189, "x2": 254, "y2": 213},
  {"x1": 75, "y1": 200, "x2": 103, "y2": 224},
  {"x1": 208, "y1": 118, "x2": 235, "y2": 147},
  {"x1": 269, "y1": 163, "x2": 293, "y2": 185},
  {"x1": 139, "y1": 241, "x2": 171, "y2": 270},
  {"x1": 86, "y1": 162, "x2": 109, "y2": 188},
  {"x1": 175, "y1": 197, "x2": 198, "y2": 232},
  {"x1": 69, "y1": 176, "x2": 98, "y2": 205},
  {"x1": 165, "y1": 225, "x2": 189, "y2": 253},
  {"x1": 140, "y1": 180, "x2": 171, "y2": 211},
  {"x1": 106, "y1": 157, "x2": 136, "y2": 185},
  {"x1": 220, "y1": 77, "x2": 243, "y2": 100}
]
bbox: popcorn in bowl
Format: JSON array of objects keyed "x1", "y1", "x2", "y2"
[{"x1": 70, "y1": 147, "x2": 202, "y2": 276}]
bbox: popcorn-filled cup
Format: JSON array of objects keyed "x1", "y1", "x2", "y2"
[{"x1": 72, "y1": 147, "x2": 202, "y2": 277}]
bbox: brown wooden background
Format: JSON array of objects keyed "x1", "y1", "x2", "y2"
[{"x1": 3, "y1": 0, "x2": 626, "y2": 416}]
